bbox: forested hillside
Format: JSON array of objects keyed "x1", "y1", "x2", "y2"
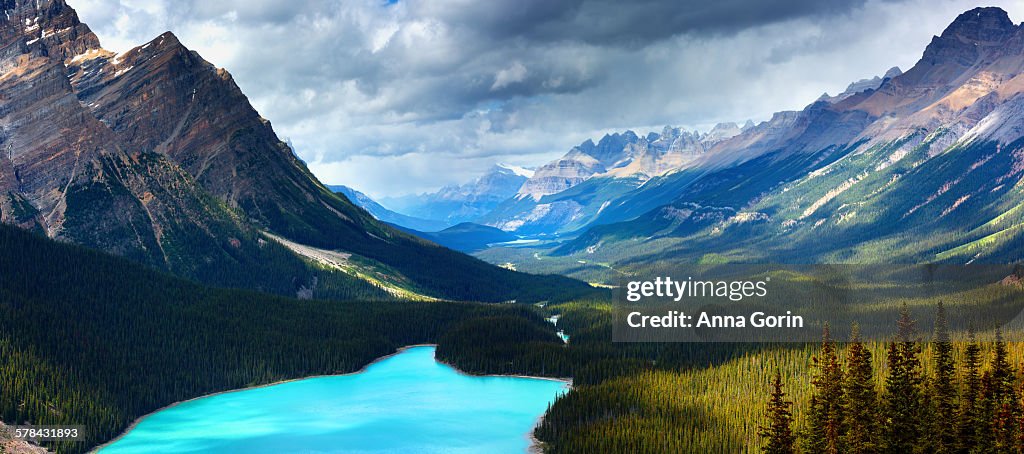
[
  {"x1": 0, "y1": 224, "x2": 566, "y2": 453},
  {"x1": 437, "y1": 298, "x2": 1024, "y2": 453}
]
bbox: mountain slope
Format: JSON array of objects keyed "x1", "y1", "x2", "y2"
[
  {"x1": 0, "y1": 0, "x2": 592, "y2": 302},
  {"x1": 546, "y1": 7, "x2": 1024, "y2": 271}
]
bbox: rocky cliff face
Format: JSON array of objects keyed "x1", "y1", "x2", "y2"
[
  {"x1": 0, "y1": 0, "x2": 172, "y2": 262},
  {"x1": 0, "y1": 0, "x2": 375, "y2": 257},
  {"x1": 0, "y1": 0, "x2": 331, "y2": 277},
  {"x1": 518, "y1": 148, "x2": 607, "y2": 200},
  {"x1": 818, "y1": 67, "x2": 902, "y2": 104},
  {"x1": 63, "y1": 28, "x2": 387, "y2": 252}
]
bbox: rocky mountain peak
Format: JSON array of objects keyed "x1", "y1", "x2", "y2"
[
  {"x1": 939, "y1": 7, "x2": 1017, "y2": 43},
  {"x1": 914, "y1": 7, "x2": 1020, "y2": 76},
  {"x1": 2, "y1": 0, "x2": 100, "y2": 61},
  {"x1": 493, "y1": 163, "x2": 534, "y2": 178},
  {"x1": 702, "y1": 122, "x2": 743, "y2": 145},
  {"x1": 882, "y1": 66, "x2": 902, "y2": 79}
]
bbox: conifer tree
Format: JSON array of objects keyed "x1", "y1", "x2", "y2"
[
  {"x1": 761, "y1": 371, "x2": 797, "y2": 454},
  {"x1": 804, "y1": 323, "x2": 845, "y2": 454},
  {"x1": 956, "y1": 329, "x2": 982, "y2": 453},
  {"x1": 986, "y1": 329, "x2": 1018, "y2": 452},
  {"x1": 882, "y1": 304, "x2": 924, "y2": 453},
  {"x1": 843, "y1": 323, "x2": 878, "y2": 454},
  {"x1": 929, "y1": 302, "x2": 957, "y2": 453}
]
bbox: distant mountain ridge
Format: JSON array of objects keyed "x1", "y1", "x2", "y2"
[
  {"x1": 478, "y1": 122, "x2": 749, "y2": 235},
  {"x1": 381, "y1": 163, "x2": 532, "y2": 226},
  {"x1": 818, "y1": 67, "x2": 903, "y2": 104},
  {"x1": 328, "y1": 185, "x2": 448, "y2": 232}
]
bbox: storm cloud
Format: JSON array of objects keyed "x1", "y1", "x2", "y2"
[{"x1": 72, "y1": 0, "x2": 1024, "y2": 198}]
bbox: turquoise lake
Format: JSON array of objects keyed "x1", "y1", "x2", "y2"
[{"x1": 99, "y1": 346, "x2": 568, "y2": 453}]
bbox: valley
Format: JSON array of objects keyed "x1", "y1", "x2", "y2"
[{"x1": 2, "y1": 2, "x2": 1024, "y2": 454}]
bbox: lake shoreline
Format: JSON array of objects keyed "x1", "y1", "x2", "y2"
[
  {"x1": 92, "y1": 344, "x2": 570, "y2": 453},
  {"x1": 433, "y1": 355, "x2": 572, "y2": 454},
  {"x1": 436, "y1": 357, "x2": 574, "y2": 385}
]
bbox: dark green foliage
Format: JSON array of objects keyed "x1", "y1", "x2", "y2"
[
  {"x1": 490, "y1": 300, "x2": 1024, "y2": 454},
  {"x1": 804, "y1": 323, "x2": 845, "y2": 454},
  {"x1": 983, "y1": 329, "x2": 1018, "y2": 452},
  {"x1": 0, "y1": 223, "x2": 564, "y2": 453},
  {"x1": 61, "y1": 154, "x2": 390, "y2": 302},
  {"x1": 843, "y1": 323, "x2": 878, "y2": 454},
  {"x1": 761, "y1": 372, "x2": 797, "y2": 454},
  {"x1": 957, "y1": 330, "x2": 983, "y2": 453},
  {"x1": 436, "y1": 312, "x2": 568, "y2": 376},
  {"x1": 882, "y1": 304, "x2": 925, "y2": 453},
  {"x1": 929, "y1": 303, "x2": 957, "y2": 453},
  {"x1": 6, "y1": 192, "x2": 38, "y2": 224}
]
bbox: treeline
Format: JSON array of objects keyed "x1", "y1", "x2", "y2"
[
  {"x1": 504, "y1": 300, "x2": 1024, "y2": 453},
  {"x1": 438, "y1": 300, "x2": 772, "y2": 385},
  {"x1": 0, "y1": 224, "x2": 562, "y2": 453},
  {"x1": 762, "y1": 303, "x2": 1021, "y2": 453},
  {"x1": 522, "y1": 302, "x2": 797, "y2": 453}
]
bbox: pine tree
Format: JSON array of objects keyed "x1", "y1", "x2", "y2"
[
  {"x1": 882, "y1": 304, "x2": 924, "y2": 453},
  {"x1": 761, "y1": 371, "x2": 797, "y2": 454},
  {"x1": 986, "y1": 329, "x2": 1018, "y2": 452},
  {"x1": 929, "y1": 302, "x2": 957, "y2": 453},
  {"x1": 843, "y1": 323, "x2": 878, "y2": 454},
  {"x1": 804, "y1": 323, "x2": 845, "y2": 454},
  {"x1": 957, "y1": 329, "x2": 982, "y2": 453}
]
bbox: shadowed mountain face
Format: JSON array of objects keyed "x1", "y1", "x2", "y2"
[
  {"x1": 0, "y1": 0, "x2": 253, "y2": 269},
  {"x1": 545, "y1": 7, "x2": 1024, "y2": 267},
  {"x1": 0, "y1": 0, "x2": 592, "y2": 302}
]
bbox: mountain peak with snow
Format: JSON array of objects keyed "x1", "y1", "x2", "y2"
[{"x1": 495, "y1": 163, "x2": 535, "y2": 178}]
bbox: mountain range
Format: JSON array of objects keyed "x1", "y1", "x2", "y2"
[
  {"x1": 379, "y1": 163, "x2": 533, "y2": 227},
  {"x1": 4, "y1": 1, "x2": 1021, "y2": 296},
  {"x1": 472, "y1": 6, "x2": 1024, "y2": 278},
  {"x1": 0, "y1": 0, "x2": 591, "y2": 302}
]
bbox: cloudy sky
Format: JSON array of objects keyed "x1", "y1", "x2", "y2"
[{"x1": 73, "y1": 0, "x2": 1024, "y2": 198}]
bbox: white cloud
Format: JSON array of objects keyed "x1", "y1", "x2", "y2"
[
  {"x1": 491, "y1": 61, "x2": 527, "y2": 90},
  {"x1": 70, "y1": 0, "x2": 1024, "y2": 198}
]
